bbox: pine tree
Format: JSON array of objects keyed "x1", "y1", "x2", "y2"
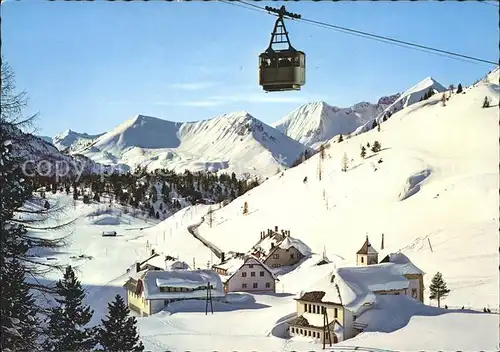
[
  {"x1": 456, "y1": 83, "x2": 463, "y2": 94},
  {"x1": 429, "y1": 272, "x2": 450, "y2": 308},
  {"x1": 1, "y1": 257, "x2": 41, "y2": 351},
  {"x1": 243, "y1": 201, "x2": 248, "y2": 215},
  {"x1": 93, "y1": 193, "x2": 100, "y2": 202},
  {"x1": 43, "y1": 265, "x2": 96, "y2": 351},
  {"x1": 377, "y1": 123, "x2": 381, "y2": 132},
  {"x1": 148, "y1": 206, "x2": 155, "y2": 218},
  {"x1": 150, "y1": 185, "x2": 157, "y2": 203},
  {"x1": 482, "y1": 96, "x2": 490, "y2": 108},
  {"x1": 371, "y1": 141, "x2": 382, "y2": 153},
  {"x1": 98, "y1": 295, "x2": 144, "y2": 352},
  {"x1": 360, "y1": 146, "x2": 366, "y2": 158},
  {"x1": 338, "y1": 134, "x2": 343, "y2": 142},
  {"x1": 371, "y1": 120, "x2": 377, "y2": 130}
]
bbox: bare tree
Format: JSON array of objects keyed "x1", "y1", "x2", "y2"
[
  {"x1": 441, "y1": 93, "x2": 447, "y2": 107},
  {"x1": 341, "y1": 153, "x2": 349, "y2": 172}
]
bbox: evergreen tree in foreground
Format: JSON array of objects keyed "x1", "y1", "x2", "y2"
[
  {"x1": 429, "y1": 272, "x2": 450, "y2": 308},
  {"x1": 98, "y1": 295, "x2": 144, "y2": 352},
  {"x1": 43, "y1": 265, "x2": 96, "y2": 352}
]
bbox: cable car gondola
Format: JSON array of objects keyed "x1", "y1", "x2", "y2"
[{"x1": 258, "y1": 6, "x2": 305, "y2": 93}]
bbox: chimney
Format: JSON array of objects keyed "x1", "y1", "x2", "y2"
[
  {"x1": 381, "y1": 233, "x2": 384, "y2": 250},
  {"x1": 275, "y1": 225, "x2": 278, "y2": 232},
  {"x1": 271, "y1": 242, "x2": 275, "y2": 248},
  {"x1": 281, "y1": 229, "x2": 284, "y2": 235},
  {"x1": 135, "y1": 262, "x2": 141, "y2": 273},
  {"x1": 151, "y1": 248, "x2": 155, "y2": 256},
  {"x1": 221, "y1": 252, "x2": 225, "y2": 263}
]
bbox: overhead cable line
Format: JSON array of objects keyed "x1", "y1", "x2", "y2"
[{"x1": 220, "y1": 0, "x2": 498, "y2": 66}]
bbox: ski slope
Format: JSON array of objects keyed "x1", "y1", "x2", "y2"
[{"x1": 197, "y1": 75, "x2": 500, "y2": 309}]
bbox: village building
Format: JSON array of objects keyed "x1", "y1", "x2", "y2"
[
  {"x1": 250, "y1": 226, "x2": 312, "y2": 269},
  {"x1": 288, "y1": 238, "x2": 424, "y2": 344},
  {"x1": 212, "y1": 253, "x2": 278, "y2": 293},
  {"x1": 356, "y1": 235, "x2": 379, "y2": 266},
  {"x1": 123, "y1": 269, "x2": 225, "y2": 317},
  {"x1": 130, "y1": 250, "x2": 190, "y2": 272}
]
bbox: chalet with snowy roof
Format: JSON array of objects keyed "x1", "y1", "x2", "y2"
[
  {"x1": 130, "y1": 250, "x2": 190, "y2": 272},
  {"x1": 289, "y1": 239, "x2": 424, "y2": 344},
  {"x1": 123, "y1": 269, "x2": 224, "y2": 317},
  {"x1": 221, "y1": 255, "x2": 278, "y2": 293},
  {"x1": 251, "y1": 226, "x2": 312, "y2": 269},
  {"x1": 356, "y1": 235, "x2": 378, "y2": 266},
  {"x1": 211, "y1": 251, "x2": 246, "y2": 276}
]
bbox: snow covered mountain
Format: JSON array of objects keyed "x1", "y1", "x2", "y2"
[
  {"x1": 6, "y1": 125, "x2": 113, "y2": 178},
  {"x1": 77, "y1": 112, "x2": 311, "y2": 179},
  {"x1": 352, "y1": 77, "x2": 446, "y2": 136},
  {"x1": 51, "y1": 129, "x2": 104, "y2": 152},
  {"x1": 272, "y1": 95, "x2": 400, "y2": 148}
]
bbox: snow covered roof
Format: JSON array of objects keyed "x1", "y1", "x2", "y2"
[
  {"x1": 213, "y1": 257, "x2": 245, "y2": 273},
  {"x1": 141, "y1": 269, "x2": 225, "y2": 300},
  {"x1": 380, "y1": 253, "x2": 425, "y2": 275},
  {"x1": 356, "y1": 236, "x2": 378, "y2": 255},
  {"x1": 278, "y1": 236, "x2": 313, "y2": 257},
  {"x1": 296, "y1": 271, "x2": 343, "y2": 305}
]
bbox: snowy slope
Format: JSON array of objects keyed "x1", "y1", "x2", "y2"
[
  {"x1": 353, "y1": 77, "x2": 446, "y2": 136},
  {"x1": 78, "y1": 113, "x2": 311, "y2": 179},
  {"x1": 197, "y1": 75, "x2": 499, "y2": 309},
  {"x1": 273, "y1": 95, "x2": 399, "y2": 148},
  {"x1": 51, "y1": 129, "x2": 104, "y2": 152}
]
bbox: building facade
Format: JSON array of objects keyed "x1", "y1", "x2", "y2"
[{"x1": 224, "y1": 256, "x2": 277, "y2": 293}]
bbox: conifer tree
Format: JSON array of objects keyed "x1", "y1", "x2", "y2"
[
  {"x1": 371, "y1": 120, "x2": 377, "y2": 130},
  {"x1": 338, "y1": 134, "x2": 343, "y2": 142},
  {"x1": 98, "y1": 294, "x2": 144, "y2": 352},
  {"x1": 429, "y1": 272, "x2": 450, "y2": 308},
  {"x1": 371, "y1": 141, "x2": 382, "y2": 153},
  {"x1": 482, "y1": 96, "x2": 490, "y2": 108},
  {"x1": 1, "y1": 257, "x2": 40, "y2": 351},
  {"x1": 456, "y1": 83, "x2": 463, "y2": 94},
  {"x1": 360, "y1": 146, "x2": 366, "y2": 158},
  {"x1": 43, "y1": 265, "x2": 96, "y2": 352}
]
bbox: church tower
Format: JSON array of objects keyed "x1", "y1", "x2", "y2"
[{"x1": 356, "y1": 235, "x2": 378, "y2": 266}]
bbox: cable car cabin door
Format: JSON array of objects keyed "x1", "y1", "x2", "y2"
[{"x1": 259, "y1": 52, "x2": 305, "y2": 92}]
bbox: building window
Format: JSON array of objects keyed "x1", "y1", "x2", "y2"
[
  {"x1": 273, "y1": 254, "x2": 279, "y2": 259},
  {"x1": 242, "y1": 283, "x2": 247, "y2": 289},
  {"x1": 260, "y1": 271, "x2": 264, "y2": 276},
  {"x1": 313, "y1": 305, "x2": 316, "y2": 314},
  {"x1": 249, "y1": 264, "x2": 253, "y2": 268},
  {"x1": 290, "y1": 254, "x2": 294, "y2": 259},
  {"x1": 321, "y1": 306, "x2": 326, "y2": 314},
  {"x1": 253, "y1": 282, "x2": 258, "y2": 289},
  {"x1": 266, "y1": 282, "x2": 271, "y2": 288},
  {"x1": 251, "y1": 272, "x2": 255, "y2": 277},
  {"x1": 334, "y1": 308, "x2": 338, "y2": 318},
  {"x1": 412, "y1": 288, "x2": 417, "y2": 298},
  {"x1": 291, "y1": 327, "x2": 294, "y2": 333},
  {"x1": 308, "y1": 330, "x2": 311, "y2": 336},
  {"x1": 242, "y1": 272, "x2": 247, "y2": 277},
  {"x1": 361, "y1": 257, "x2": 364, "y2": 263}
]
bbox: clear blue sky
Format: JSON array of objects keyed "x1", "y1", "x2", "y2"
[{"x1": 2, "y1": 0, "x2": 498, "y2": 136}]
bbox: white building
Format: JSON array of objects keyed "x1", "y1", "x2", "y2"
[
  {"x1": 289, "y1": 249, "x2": 424, "y2": 343},
  {"x1": 123, "y1": 269, "x2": 225, "y2": 316},
  {"x1": 223, "y1": 255, "x2": 278, "y2": 293}
]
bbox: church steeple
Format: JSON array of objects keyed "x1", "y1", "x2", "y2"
[{"x1": 356, "y1": 235, "x2": 378, "y2": 266}]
